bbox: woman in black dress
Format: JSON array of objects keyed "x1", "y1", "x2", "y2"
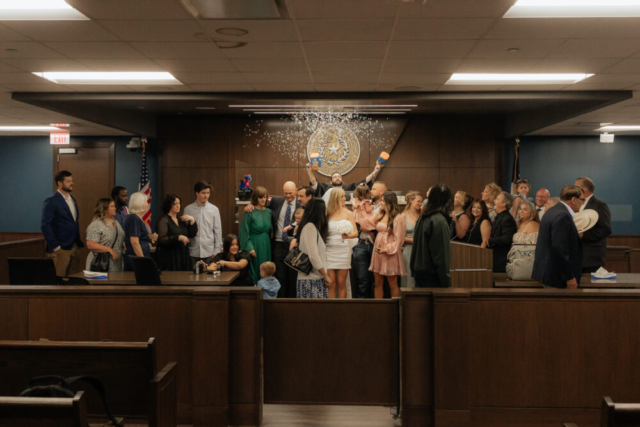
[
  {"x1": 206, "y1": 234, "x2": 253, "y2": 286},
  {"x1": 156, "y1": 194, "x2": 198, "y2": 271},
  {"x1": 467, "y1": 200, "x2": 492, "y2": 247}
]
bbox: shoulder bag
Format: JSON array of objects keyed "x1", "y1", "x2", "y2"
[
  {"x1": 90, "y1": 224, "x2": 118, "y2": 272},
  {"x1": 284, "y1": 230, "x2": 319, "y2": 275}
]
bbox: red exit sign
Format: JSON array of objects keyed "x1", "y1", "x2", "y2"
[{"x1": 50, "y1": 132, "x2": 70, "y2": 145}]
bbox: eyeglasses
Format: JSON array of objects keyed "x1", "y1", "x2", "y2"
[{"x1": 576, "y1": 197, "x2": 586, "y2": 203}]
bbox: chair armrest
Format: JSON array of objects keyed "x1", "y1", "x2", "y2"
[{"x1": 149, "y1": 362, "x2": 177, "y2": 427}]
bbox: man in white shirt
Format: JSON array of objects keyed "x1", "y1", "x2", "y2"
[
  {"x1": 535, "y1": 188, "x2": 550, "y2": 219},
  {"x1": 184, "y1": 181, "x2": 222, "y2": 268}
]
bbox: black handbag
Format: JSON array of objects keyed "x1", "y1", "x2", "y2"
[
  {"x1": 90, "y1": 225, "x2": 118, "y2": 272},
  {"x1": 284, "y1": 231, "x2": 319, "y2": 275}
]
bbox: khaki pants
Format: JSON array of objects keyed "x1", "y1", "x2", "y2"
[{"x1": 46, "y1": 244, "x2": 81, "y2": 277}]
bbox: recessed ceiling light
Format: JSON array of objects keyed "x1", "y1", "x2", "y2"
[
  {"x1": 216, "y1": 27, "x2": 249, "y2": 36},
  {"x1": 0, "y1": 126, "x2": 61, "y2": 131},
  {"x1": 32, "y1": 72, "x2": 182, "y2": 85},
  {"x1": 215, "y1": 41, "x2": 247, "y2": 49},
  {"x1": 504, "y1": 0, "x2": 640, "y2": 18},
  {"x1": 597, "y1": 125, "x2": 640, "y2": 131},
  {"x1": 445, "y1": 73, "x2": 593, "y2": 85},
  {"x1": 0, "y1": 0, "x2": 89, "y2": 20}
]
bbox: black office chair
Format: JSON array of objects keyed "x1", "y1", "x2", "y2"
[
  {"x1": 129, "y1": 256, "x2": 162, "y2": 286},
  {"x1": 8, "y1": 258, "x2": 58, "y2": 285}
]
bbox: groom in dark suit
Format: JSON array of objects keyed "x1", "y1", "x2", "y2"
[
  {"x1": 487, "y1": 191, "x2": 518, "y2": 273},
  {"x1": 532, "y1": 185, "x2": 584, "y2": 289},
  {"x1": 41, "y1": 170, "x2": 84, "y2": 276},
  {"x1": 575, "y1": 177, "x2": 612, "y2": 273}
]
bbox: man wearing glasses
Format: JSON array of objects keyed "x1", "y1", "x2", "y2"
[
  {"x1": 575, "y1": 177, "x2": 612, "y2": 274},
  {"x1": 532, "y1": 185, "x2": 585, "y2": 289}
]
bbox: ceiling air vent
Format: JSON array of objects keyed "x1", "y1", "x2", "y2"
[{"x1": 180, "y1": 0, "x2": 289, "y2": 19}]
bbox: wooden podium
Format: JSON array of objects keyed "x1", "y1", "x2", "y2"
[{"x1": 450, "y1": 241, "x2": 493, "y2": 288}]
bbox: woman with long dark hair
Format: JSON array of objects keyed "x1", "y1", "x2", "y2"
[
  {"x1": 156, "y1": 194, "x2": 198, "y2": 271},
  {"x1": 206, "y1": 234, "x2": 253, "y2": 286},
  {"x1": 467, "y1": 200, "x2": 492, "y2": 247},
  {"x1": 369, "y1": 191, "x2": 407, "y2": 298},
  {"x1": 291, "y1": 198, "x2": 332, "y2": 298},
  {"x1": 410, "y1": 183, "x2": 452, "y2": 288}
]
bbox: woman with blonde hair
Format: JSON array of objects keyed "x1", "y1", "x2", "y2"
[
  {"x1": 515, "y1": 201, "x2": 540, "y2": 240},
  {"x1": 401, "y1": 191, "x2": 423, "y2": 288},
  {"x1": 325, "y1": 187, "x2": 358, "y2": 298},
  {"x1": 86, "y1": 198, "x2": 125, "y2": 272},
  {"x1": 450, "y1": 190, "x2": 472, "y2": 242},
  {"x1": 481, "y1": 183, "x2": 502, "y2": 223}
]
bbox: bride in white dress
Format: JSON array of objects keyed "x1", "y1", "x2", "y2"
[{"x1": 326, "y1": 188, "x2": 359, "y2": 298}]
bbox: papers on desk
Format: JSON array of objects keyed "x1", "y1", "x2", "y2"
[
  {"x1": 591, "y1": 267, "x2": 616, "y2": 281},
  {"x1": 83, "y1": 270, "x2": 108, "y2": 279}
]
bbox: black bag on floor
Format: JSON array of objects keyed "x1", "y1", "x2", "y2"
[{"x1": 20, "y1": 375, "x2": 123, "y2": 426}]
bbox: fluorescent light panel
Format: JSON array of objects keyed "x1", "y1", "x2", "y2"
[
  {"x1": 446, "y1": 73, "x2": 593, "y2": 85},
  {"x1": 504, "y1": 0, "x2": 640, "y2": 18},
  {"x1": 0, "y1": 0, "x2": 89, "y2": 20},
  {"x1": 33, "y1": 72, "x2": 181, "y2": 85},
  {"x1": 0, "y1": 126, "x2": 61, "y2": 131},
  {"x1": 598, "y1": 125, "x2": 640, "y2": 131}
]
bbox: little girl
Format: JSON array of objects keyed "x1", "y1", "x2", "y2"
[
  {"x1": 283, "y1": 208, "x2": 305, "y2": 239},
  {"x1": 511, "y1": 178, "x2": 532, "y2": 222},
  {"x1": 351, "y1": 184, "x2": 377, "y2": 242}
]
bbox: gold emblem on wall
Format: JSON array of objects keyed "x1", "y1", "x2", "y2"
[{"x1": 307, "y1": 124, "x2": 360, "y2": 177}]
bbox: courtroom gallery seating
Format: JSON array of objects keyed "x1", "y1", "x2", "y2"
[
  {"x1": 0, "y1": 391, "x2": 88, "y2": 427},
  {"x1": 130, "y1": 256, "x2": 163, "y2": 286},
  {"x1": 564, "y1": 396, "x2": 640, "y2": 427}
]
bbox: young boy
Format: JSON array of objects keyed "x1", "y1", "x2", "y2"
[{"x1": 257, "y1": 261, "x2": 281, "y2": 299}]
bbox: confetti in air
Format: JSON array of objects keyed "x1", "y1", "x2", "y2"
[{"x1": 243, "y1": 110, "x2": 398, "y2": 164}]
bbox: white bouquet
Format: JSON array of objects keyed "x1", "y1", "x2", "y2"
[{"x1": 336, "y1": 221, "x2": 353, "y2": 235}]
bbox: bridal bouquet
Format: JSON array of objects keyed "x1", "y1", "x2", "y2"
[{"x1": 337, "y1": 221, "x2": 353, "y2": 235}]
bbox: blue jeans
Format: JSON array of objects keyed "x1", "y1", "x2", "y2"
[{"x1": 352, "y1": 241, "x2": 375, "y2": 298}]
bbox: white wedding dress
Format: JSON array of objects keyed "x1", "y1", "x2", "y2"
[{"x1": 326, "y1": 220, "x2": 357, "y2": 270}]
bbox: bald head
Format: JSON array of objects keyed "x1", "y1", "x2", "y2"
[
  {"x1": 535, "y1": 188, "x2": 550, "y2": 208},
  {"x1": 283, "y1": 181, "x2": 297, "y2": 202}
]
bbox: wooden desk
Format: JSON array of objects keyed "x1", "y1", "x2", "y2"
[
  {"x1": 581, "y1": 273, "x2": 640, "y2": 289},
  {"x1": 71, "y1": 271, "x2": 239, "y2": 286}
]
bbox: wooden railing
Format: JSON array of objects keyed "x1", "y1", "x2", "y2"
[
  {"x1": 0, "y1": 238, "x2": 45, "y2": 284},
  {"x1": 450, "y1": 241, "x2": 493, "y2": 287}
]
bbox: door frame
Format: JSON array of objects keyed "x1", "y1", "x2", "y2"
[{"x1": 52, "y1": 141, "x2": 115, "y2": 191}]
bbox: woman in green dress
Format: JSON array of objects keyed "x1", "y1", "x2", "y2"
[{"x1": 239, "y1": 186, "x2": 272, "y2": 284}]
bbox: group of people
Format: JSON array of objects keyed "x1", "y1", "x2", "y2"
[{"x1": 41, "y1": 166, "x2": 612, "y2": 296}]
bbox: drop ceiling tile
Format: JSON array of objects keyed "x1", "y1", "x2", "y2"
[
  {"x1": 153, "y1": 59, "x2": 235, "y2": 72},
  {"x1": 219, "y1": 42, "x2": 304, "y2": 59},
  {"x1": 66, "y1": 0, "x2": 193, "y2": 19},
  {"x1": 78, "y1": 59, "x2": 166, "y2": 71},
  {"x1": 199, "y1": 20, "x2": 298, "y2": 42},
  {"x1": 251, "y1": 83, "x2": 315, "y2": 91},
  {"x1": 0, "y1": 24, "x2": 32, "y2": 42},
  {"x1": 170, "y1": 72, "x2": 247, "y2": 85},
  {"x1": 468, "y1": 39, "x2": 565, "y2": 59},
  {"x1": 574, "y1": 18, "x2": 640, "y2": 39},
  {"x1": 312, "y1": 72, "x2": 379, "y2": 84},
  {"x1": 455, "y1": 58, "x2": 540, "y2": 73},
  {"x1": 581, "y1": 74, "x2": 640, "y2": 84},
  {"x1": 130, "y1": 42, "x2": 224, "y2": 59},
  {"x1": 46, "y1": 42, "x2": 146, "y2": 59},
  {"x1": 242, "y1": 73, "x2": 311, "y2": 84},
  {"x1": 394, "y1": 18, "x2": 494, "y2": 40},
  {"x1": 99, "y1": 20, "x2": 203, "y2": 42},
  {"x1": 627, "y1": 83, "x2": 640, "y2": 90},
  {"x1": 2, "y1": 59, "x2": 93, "y2": 72},
  {"x1": 316, "y1": 83, "x2": 379, "y2": 91},
  {"x1": 563, "y1": 82, "x2": 634, "y2": 90},
  {"x1": 0, "y1": 42, "x2": 65, "y2": 59},
  {"x1": 0, "y1": 73, "x2": 50, "y2": 84},
  {"x1": 0, "y1": 61, "x2": 24, "y2": 72},
  {"x1": 304, "y1": 42, "x2": 387, "y2": 59},
  {"x1": 378, "y1": 73, "x2": 449, "y2": 85},
  {"x1": 531, "y1": 58, "x2": 621, "y2": 73},
  {"x1": 600, "y1": 59, "x2": 640, "y2": 73},
  {"x1": 297, "y1": 19, "x2": 393, "y2": 42},
  {"x1": 231, "y1": 58, "x2": 308, "y2": 72},
  {"x1": 3, "y1": 21, "x2": 118, "y2": 42},
  {"x1": 484, "y1": 18, "x2": 591, "y2": 40},
  {"x1": 1, "y1": 83, "x2": 74, "y2": 92},
  {"x1": 187, "y1": 84, "x2": 254, "y2": 92},
  {"x1": 398, "y1": 0, "x2": 512, "y2": 18},
  {"x1": 388, "y1": 40, "x2": 476, "y2": 59},
  {"x1": 549, "y1": 39, "x2": 640, "y2": 58},
  {"x1": 307, "y1": 59, "x2": 382, "y2": 73},
  {"x1": 383, "y1": 58, "x2": 461, "y2": 74},
  {"x1": 289, "y1": 0, "x2": 398, "y2": 19}
]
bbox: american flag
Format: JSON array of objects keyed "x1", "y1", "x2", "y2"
[{"x1": 138, "y1": 139, "x2": 152, "y2": 232}]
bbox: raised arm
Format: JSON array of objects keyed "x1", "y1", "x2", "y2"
[
  {"x1": 305, "y1": 163, "x2": 318, "y2": 187},
  {"x1": 365, "y1": 164, "x2": 382, "y2": 184}
]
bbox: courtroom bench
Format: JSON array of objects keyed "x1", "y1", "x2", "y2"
[
  {"x1": 0, "y1": 338, "x2": 176, "y2": 427},
  {"x1": 605, "y1": 245, "x2": 631, "y2": 273},
  {"x1": 564, "y1": 396, "x2": 640, "y2": 427},
  {"x1": 0, "y1": 391, "x2": 88, "y2": 427}
]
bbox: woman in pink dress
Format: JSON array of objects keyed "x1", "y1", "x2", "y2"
[{"x1": 369, "y1": 191, "x2": 406, "y2": 299}]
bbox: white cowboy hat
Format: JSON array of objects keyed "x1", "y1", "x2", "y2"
[{"x1": 574, "y1": 209, "x2": 599, "y2": 233}]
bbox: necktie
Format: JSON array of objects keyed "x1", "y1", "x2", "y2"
[{"x1": 282, "y1": 202, "x2": 292, "y2": 242}]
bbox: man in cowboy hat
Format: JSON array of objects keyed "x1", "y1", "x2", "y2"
[
  {"x1": 575, "y1": 177, "x2": 612, "y2": 274},
  {"x1": 532, "y1": 185, "x2": 584, "y2": 289}
]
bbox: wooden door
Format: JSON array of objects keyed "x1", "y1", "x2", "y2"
[{"x1": 54, "y1": 143, "x2": 114, "y2": 274}]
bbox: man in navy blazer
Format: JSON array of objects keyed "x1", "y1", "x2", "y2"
[
  {"x1": 41, "y1": 170, "x2": 84, "y2": 276},
  {"x1": 532, "y1": 185, "x2": 584, "y2": 289}
]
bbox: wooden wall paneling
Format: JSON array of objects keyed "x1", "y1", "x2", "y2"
[
  {"x1": 450, "y1": 270, "x2": 493, "y2": 288},
  {"x1": 234, "y1": 167, "x2": 299, "y2": 197},
  {"x1": 437, "y1": 117, "x2": 501, "y2": 169},
  {"x1": 160, "y1": 120, "x2": 229, "y2": 169},
  {"x1": 377, "y1": 168, "x2": 440, "y2": 198},
  {"x1": 27, "y1": 293, "x2": 194, "y2": 423},
  {"x1": 228, "y1": 118, "x2": 301, "y2": 169},
  {"x1": 440, "y1": 168, "x2": 497, "y2": 201},
  {"x1": 228, "y1": 289, "x2": 263, "y2": 426},
  {"x1": 632, "y1": 250, "x2": 640, "y2": 273},
  {"x1": 0, "y1": 298, "x2": 28, "y2": 340},
  {"x1": 401, "y1": 290, "x2": 434, "y2": 427},
  {"x1": 263, "y1": 300, "x2": 400, "y2": 406},
  {"x1": 470, "y1": 408, "x2": 601, "y2": 427},
  {"x1": 191, "y1": 289, "x2": 230, "y2": 427},
  {"x1": 0, "y1": 232, "x2": 44, "y2": 243},
  {"x1": 0, "y1": 238, "x2": 46, "y2": 285},
  {"x1": 605, "y1": 246, "x2": 630, "y2": 273},
  {"x1": 377, "y1": 119, "x2": 438, "y2": 168},
  {"x1": 450, "y1": 242, "x2": 492, "y2": 270},
  {"x1": 608, "y1": 236, "x2": 640, "y2": 249},
  {"x1": 365, "y1": 118, "x2": 409, "y2": 168}
]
